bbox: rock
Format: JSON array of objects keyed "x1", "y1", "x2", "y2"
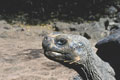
[
  {"x1": 105, "y1": 6, "x2": 118, "y2": 17},
  {"x1": 99, "y1": 17, "x2": 120, "y2": 33},
  {"x1": 52, "y1": 22, "x2": 70, "y2": 31},
  {"x1": 15, "y1": 27, "x2": 25, "y2": 32},
  {"x1": 107, "y1": 6, "x2": 118, "y2": 14},
  {"x1": 107, "y1": 20, "x2": 120, "y2": 34},
  {"x1": 104, "y1": 20, "x2": 109, "y2": 30},
  {"x1": 39, "y1": 31, "x2": 48, "y2": 37},
  {"x1": 116, "y1": 1, "x2": 120, "y2": 9},
  {"x1": 0, "y1": 20, "x2": 12, "y2": 30},
  {"x1": 96, "y1": 28, "x2": 120, "y2": 48},
  {"x1": 0, "y1": 20, "x2": 8, "y2": 24},
  {"x1": 115, "y1": 12, "x2": 120, "y2": 22},
  {"x1": 110, "y1": 25, "x2": 120, "y2": 34},
  {"x1": 87, "y1": 22, "x2": 109, "y2": 41},
  {"x1": 3, "y1": 26, "x2": 11, "y2": 30},
  {"x1": 52, "y1": 21, "x2": 109, "y2": 41},
  {"x1": 0, "y1": 32, "x2": 9, "y2": 38},
  {"x1": 83, "y1": 32, "x2": 91, "y2": 39}
]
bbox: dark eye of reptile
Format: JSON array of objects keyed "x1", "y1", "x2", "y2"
[{"x1": 55, "y1": 38, "x2": 67, "y2": 45}]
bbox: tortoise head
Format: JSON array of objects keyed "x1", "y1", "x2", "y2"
[{"x1": 42, "y1": 32, "x2": 92, "y2": 64}]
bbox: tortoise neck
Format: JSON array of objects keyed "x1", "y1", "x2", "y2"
[
  {"x1": 72, "y1": 53, "x2": 116, "y2": 80},
  {"x1": 73, "y1": 55, "x2": 102, "y2": 80}
]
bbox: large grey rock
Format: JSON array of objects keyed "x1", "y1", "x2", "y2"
[
  {"x1": 0, "y1": 20, "x2": 12, "y2": 32},
  {"x1": 105, "y1": 6, "x2": 118, "y2": 17}
]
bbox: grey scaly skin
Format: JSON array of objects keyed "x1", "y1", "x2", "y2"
[{"x1": 42, "y1": 32, "x2": 116, "y2": 80}]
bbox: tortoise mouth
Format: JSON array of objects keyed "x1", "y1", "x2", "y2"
[
  {"x1": 44, "y1": 50, "x2": 63, "y2": 58},
  {"x1": 44, "y1": 50, "x2": 75, "y2": 63},
  {"x1": 44, "y1": 50, "x2": 69, "y2": 63},
  {"x1": 51, "y1": 52, "x2": 63, "y2": 56}
]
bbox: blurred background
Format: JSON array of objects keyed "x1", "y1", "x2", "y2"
[{"x1": 0, "y1": 0, "x2": 119, "y2": 24}]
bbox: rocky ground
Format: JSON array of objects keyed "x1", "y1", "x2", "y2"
[
  {"x1": 0, "y1": 16, "x2": 119, "y2": 80},
  {"x1": 0, "y1": 20, "x2": 79, "y2": 80}
]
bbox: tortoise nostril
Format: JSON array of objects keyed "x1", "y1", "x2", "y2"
[
  {"x1": 44, "y1": 36, "x2": 48, "y2": 41},
  {"x1": 44, "y1": 36, "x2": 52, "y2": 41},
  {"x1": 42, "y1": 36, "x2": 52, "y2": 50}
]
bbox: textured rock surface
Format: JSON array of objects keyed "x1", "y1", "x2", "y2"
[{"x1": 51, "y1": 21, "x2": 109, "y2": 41}]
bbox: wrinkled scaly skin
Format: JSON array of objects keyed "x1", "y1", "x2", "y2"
[{"x1": 42, "y1": 32, "x2": 116, "y2": 80}]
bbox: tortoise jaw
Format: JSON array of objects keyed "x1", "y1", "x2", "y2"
[
  {"x1": 44, "y1": 50, "x2": 63, "y2": 58},
  {"x1": 52, "y1": 52, "x2": 63, "y2": 56},
  {"x1": 44, "y1": 50, "x2": 73, "y2": 63}
]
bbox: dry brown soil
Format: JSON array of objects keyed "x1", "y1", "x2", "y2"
[{"x1": 0, "y1": 23, "x2": 78, "y2": 80}]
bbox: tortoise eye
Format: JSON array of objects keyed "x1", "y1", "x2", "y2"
[{"x1": 55, "y1": 38, "x2": 67, "y2": 45}]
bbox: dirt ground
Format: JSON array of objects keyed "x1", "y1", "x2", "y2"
[{"x1": 0, "y1": 23, "x2": 79, "y2": 80}]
